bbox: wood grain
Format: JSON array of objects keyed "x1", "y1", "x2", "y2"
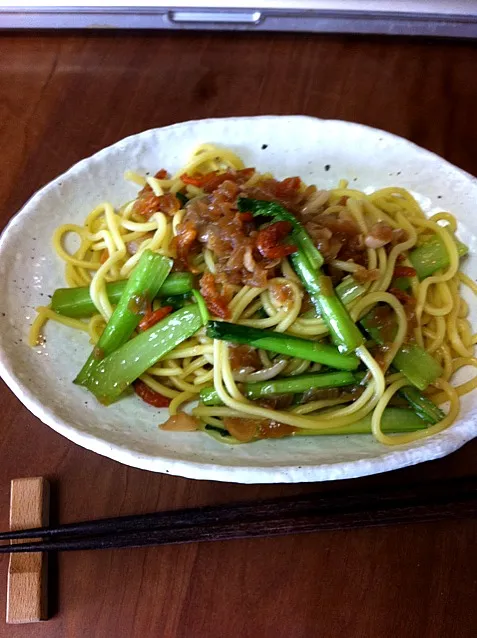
[
  {"x1": 0, "y1": 31, "x2": 476, "y2": 637},
  {"x1": 7, "y1": 477, "x2": 49, "y2": 623}
]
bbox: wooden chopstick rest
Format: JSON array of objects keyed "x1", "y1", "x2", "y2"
[{"x1": 6, "y1": 477, "x2": 50, "y2": 624}]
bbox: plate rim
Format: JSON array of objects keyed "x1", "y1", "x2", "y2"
[{"x1": 1, "y1": 114, "x2": 476, "y2": 483}]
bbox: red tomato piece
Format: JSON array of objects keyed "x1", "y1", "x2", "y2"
[
  {"x1": 138, "y1": 306, "x2": 173, "y2": 332},
  {"x1": 256, "y1": 221, "x2": 297, "y2": 259},
  {"x1": 134, "y1": 380, "x2": 171, "y2": 408}
]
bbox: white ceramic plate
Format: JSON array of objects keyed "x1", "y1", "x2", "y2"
[{"x1": 1, "y1": 116, "x2": 476, "y2": 483}]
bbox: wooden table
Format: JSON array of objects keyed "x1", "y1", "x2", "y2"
[{"x1": 1, "y1": 30, "x2": 477, "y2": 637}]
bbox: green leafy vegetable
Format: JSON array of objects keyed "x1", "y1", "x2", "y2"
[
  {"x1": 51, "y1": 272, "x2": 194, "y2": 318},
  {"x1": 291, "y1": 254, "x2": 364, "y2": 354},
  {"x1": 294, "y1": 407, "x2": 429, "y2": 435},
  {"x1": 207, "y1": 321, "x2": 359, "y2": 370},
  {"x1": 80, "y1": 305, "x2": 205, "y2": 404},
  {"x1": 409, "y1": 233, "x2": 468, "y2": 280},
  {"x1": 335, "y1": 275, "x2": 367, "y2": 305},
  {"x1": 192, "y1": 289, "x2": 210, "y2": 324},
  {"x1": 75, "y1": 251, "x2": 172, "y2": 386},
  {"x1": 398, "y1": 385, "x2": 445, "y2": 424},
  {"x1": 360, "y1": 307, "x2": 442, "y2": 390},
  {"x1": 203, "y1": 407, "x2": 429, "y2": 444},
  {"x1": 302, "y1": 275, "x2": 366, "y2": 318},
  {"x1": 200, "y1": 370, "x2": 356, "y2": 406}
]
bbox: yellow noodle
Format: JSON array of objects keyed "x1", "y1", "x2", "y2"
[
  {"x1": 145, "y1": 176, "x2": 164, "y2": 196},
  {"x1": 292, "y1": 396, "x2": 354, "y2": 415},
  {"x1": 458, "y1": 271, "x2": 477, "y2": 295},
  {"x1": 423, "y1": 281, "x2": 454, "y2": 317},
  {"x1": 124, "y1": 170, "x2": 147, "y2": 187},
  {"x1": 422, "y1": 316, "x2": 446, "y2": 353},
  {"x1": 373, "y1": 213, "x2": 417, "y2": 293},
  {"x1": 429, "y1": 211, "x2": 457, "y2": 232},
  {"x1": 431, "y1": 357, "x2": 477, "y2": 404},
  {"x1": 169, "y1": 391, "x2": 195, "y2": 415},
  {"x1": 173, "y1": 146, "x2": 244, "y2": 179},
  {"x1": 413, "y1": 218, "x2": 459, "y2": 322},
  {"x1": 181, "y1": 356, "x2": 210, "y2": 378},
  {"x1": 87, "y1": 313, "x2": 106, "y2": 344},
  {"x1": 283, "y1": 358, "x2": 312, "y2": 377},
  {"x1": 140, "y1": 374, "x2": 180, "y2": 399},
  {"x1": 372, "y1": 378, "x2": 459, "y2": 445},
  {"x1": 434, "y1": 345, "x2": 454, "y2": 381},
  {"x1": 351, "y1": 292, "x2": 407, "y2": 371},
  {"x1": 29, "y1": 307, "x2": 89, "y2": 346},
  {"x1": 193, "y1": 369, "x2": 214, "y2": 385}
]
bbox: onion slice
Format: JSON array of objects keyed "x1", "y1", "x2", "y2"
[
  {"x1": 160, "y1": 413, "x2": 199, "y2": 431},
  {"x1": 232, "y1": 358, "x2": 288, "y2": 382}
]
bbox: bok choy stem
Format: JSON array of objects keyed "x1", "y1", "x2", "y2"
[{"x1": 75, "y1": 251, "x2": 172, "y2": 386}]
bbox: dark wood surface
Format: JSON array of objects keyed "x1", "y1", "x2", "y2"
[{"x1": 0, "y1": 31, "x2": 476, "y2": 637}]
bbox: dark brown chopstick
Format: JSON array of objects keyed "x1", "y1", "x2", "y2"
[{"x1": 0, "y1": 475, "x2": 476, "y2": 554}]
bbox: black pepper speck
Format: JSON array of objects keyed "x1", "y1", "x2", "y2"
[
  {"x1": 261, "y1": 144, "x2": 268, "y2": 150},
  {"x1": 324, "y1": 164, "x2": 330, "y2": 171}
]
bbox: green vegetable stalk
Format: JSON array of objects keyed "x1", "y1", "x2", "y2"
[
  {"x1": 301, "y1": 276, "x2": 366, "y2": 318},
  {"x1": 291, "y1": 254, "x2": 364, "y2": 354},
  {"x1": 200, "y1": 370, "x2": 356, "y2": 406},
  {"x1": 360, "y1": 307, "x2": 442, "y2": 390},
  {"x1": 398, "y1": 385, "x2": 444, "y2": 424},
  {"x1": 293, "y1": 407, "x2": 429, "y2": 435},
  {"x1": 206, "y1": 321, "x2": 360, "y2": 370},
  {"x1": 204, "y1": 407, "x2": 429, "y2": 443},
  {"x1": 51, "y1": 272, "x2": 194, "y2": 318},
  {"x1": 75, "y1": 251, "x2": 172, "y2": 386},
  {"x1": 335, "y1": 275, "x2": 367, "y2": 305},
  {"x1": 409, "y1": 233, "x2": 468, "y2": 280},
  {"x1": 81, "y1": 305, "x2": 204, "y2": 404},
  {"x1": 191, "y1": 289, "x2": 210, "y2": 324}
]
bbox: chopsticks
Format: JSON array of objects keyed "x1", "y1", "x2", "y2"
[{"x1": 0, "y1": 475, "x2": 476, "y2": 554}]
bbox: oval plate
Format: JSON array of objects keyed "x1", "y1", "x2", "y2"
[{"x1": 1, "y1": 115, "x2": 476, "y2": 483}]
